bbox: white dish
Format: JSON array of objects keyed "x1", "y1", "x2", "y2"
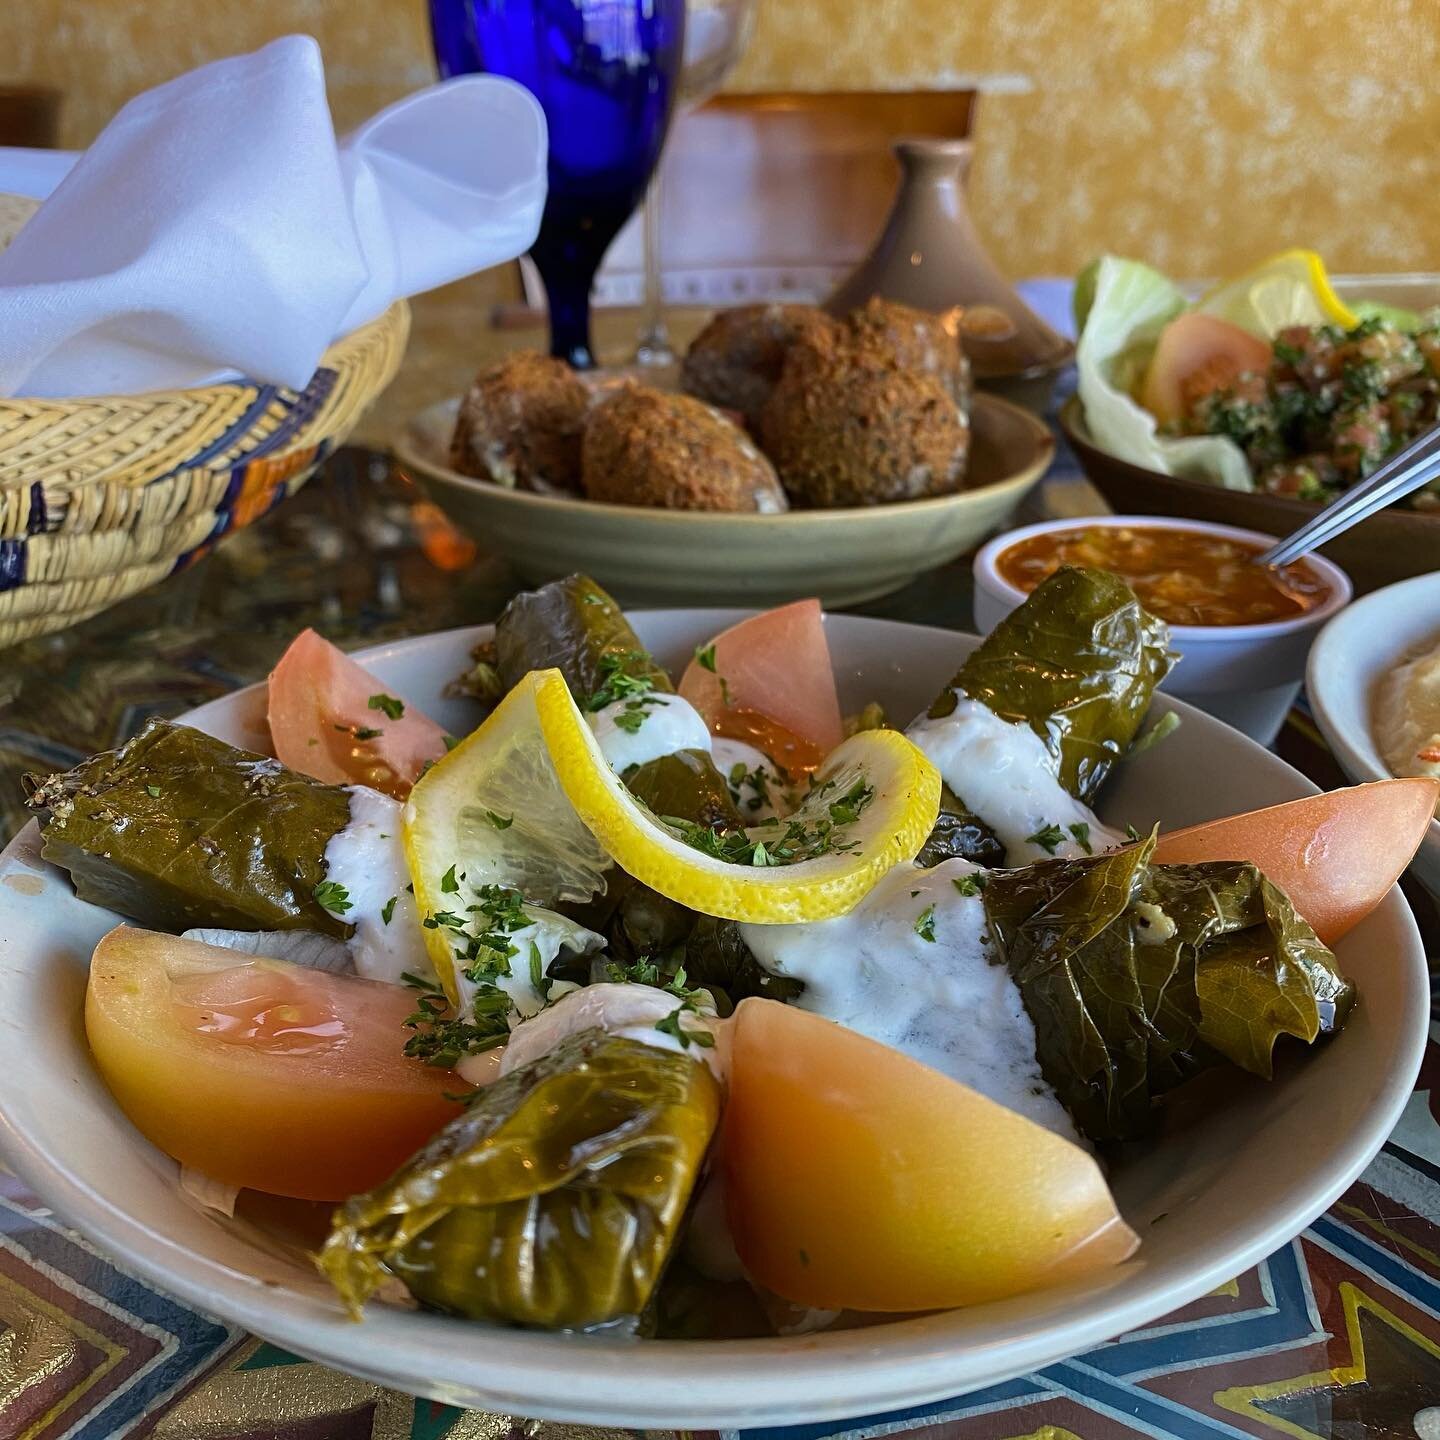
[
  {"x1": 1307, "y1": 570, "x2": 1440, "y2": 896},
  {"x1": 0, "y1": 611, "x2": 1427, "y2": 1427},
  {"x1": 972, "y1": 516, "x2": 1352, "y2": 746}
]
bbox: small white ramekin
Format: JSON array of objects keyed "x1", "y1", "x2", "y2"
[{"x1": 973, "y1": 516, "x2": 1354, "y2": 745}]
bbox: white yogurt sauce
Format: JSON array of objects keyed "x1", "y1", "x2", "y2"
[
  {"x1": 739, "y1": 858, "x2": 1080, "y2": 1143},
  {"x1": 453, "y1": 904, "x2": 599, "y2": 1026},
  {"x1": 319, "y1": 786, "x2": 431, "y2": 985},
  {"x1": 497, "y1": 981, "x2": 723, "y2": 1080},
  {"x1": 587, "y1": 692, "x2": 713, "y2": 773},
  {"x1": 711, "y1": 736, "x2": 787, "y2": 821},
  {"x1": 906, "y1": 692, "x2": 1124, "y2": 865}
]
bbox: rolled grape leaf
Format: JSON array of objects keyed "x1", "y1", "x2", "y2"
[
  {"x1": 983, "y1": 837, "x2": 1353, "y2": 1142},
  {"x1": 25, "y1": 718, "x2": 352, "y2": 937},
  {"x1": 494, "y1": 573, "x2": 672, "y2": 701},
  {"x1": 915, "y1": 783, "x2": 1006, "y2": 869},
  {"x1": 627, "y1": 747, "x2": 744, "y2": 830},
  {"x1": 932, "y1": 566, "x2": 1174, "y2": 803},
  {"x1": 320, "y1": 1030, "x2": 720, "y2": 1330}
]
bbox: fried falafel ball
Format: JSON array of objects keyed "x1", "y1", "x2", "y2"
[
  {"x1": 581, "y1": 385, "x2": 789, "y2": 513},
  {"x1": 844, "y1": 296, "x2": 972, "y2": 410},
  {"x1": 759, "y1": 333, "x2": 970, "y2": 508},
  {"x1": 679, "y1": 303, "x2": 839, "y2": 429},
  {"x1": 450, "y1": 351, "x2": 590, "y2": 494}
]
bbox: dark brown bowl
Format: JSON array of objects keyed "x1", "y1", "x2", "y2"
[{"x1": 1059, "y1": 397, "x2": 1440, "y2": 595}]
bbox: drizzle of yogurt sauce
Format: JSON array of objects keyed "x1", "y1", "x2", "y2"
[
  {"x1": 319, "y1": 785, "x2": 430, "y2": 984},
  {"x1": 587, "y1": 692, "x2": 713, "y2": 772},
  {"x1": 711, "y1": 736, "x2": 783, "y2": 820},
  {"x1": 495, "y1": 982, "x2": 723, "y2": 1080},
  {"x1": 739, "y1": 857, "x2": 1080, "y2": 1144},
  {"x1": 906, "y1": 691, "x2": 1124, "y2": 864},
  {"x1": 587, "y1": 693, "x2": 791, "y2": 821}
]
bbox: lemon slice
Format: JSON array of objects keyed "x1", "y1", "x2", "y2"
[
  {"x1": 406, "y1": 668, "x2": 940, "y2": 953},
  {"x1": 1195, "y1": 248, "x2": 1356, "y2": 337},
  {"x1": 403, "y1": 671, "x2": 613, "y2": 988}
]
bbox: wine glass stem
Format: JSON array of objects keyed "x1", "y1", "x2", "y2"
[
  {"x1": 531, "y1": 245, "x2": 598, "y2": 370},
  {"x1": 635, "y1": 168, "x2": 674, "y2": 367}
]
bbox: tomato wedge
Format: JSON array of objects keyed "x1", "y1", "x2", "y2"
[
  {"x1": 724, "y1": 999, "x2": 1137, "y2": 1312},
  {"x1": 86, "y1": 927, "x2": 470, "y2": 1201},
  {"x1": 1151, "y1": 778, "x2": 1439, "y2": 944},
  {"x1": 678, "y1": 600, "x2": 844, "y2": 766},
  {"x1": 1141, "y1": 313, "x2": 1273, "y2": 424},
  {"x1": 268, "y1": 628, "x2": 448, "y2": 799}
]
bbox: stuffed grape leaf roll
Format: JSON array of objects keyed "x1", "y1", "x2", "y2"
[
  {"x1": 26, "y1": 718, "x2": 352, "y2": 937},
  {"x1": 320, "y1": 1029, "x2": 720, "y2": 1329},
  {"x1": 932, "y1": 565, "x2": 1174, "y2": 804},
  {"x1": 983, "y1": 836, "x2": 1354, "y2": 1142}
]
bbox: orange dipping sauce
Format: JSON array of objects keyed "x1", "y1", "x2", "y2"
[{"x1": 996, "y1": 526, "x2": 1332, "y2": 627}]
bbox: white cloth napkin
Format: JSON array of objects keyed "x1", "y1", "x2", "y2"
[{"x1": 0, "y1": 35, "x2": 547, "y2": 398}]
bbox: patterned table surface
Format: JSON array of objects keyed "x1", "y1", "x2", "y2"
[{"x1": 0, "y1": 429, "x2": 1436, "y2": 1440}]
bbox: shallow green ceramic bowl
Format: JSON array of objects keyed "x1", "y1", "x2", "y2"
[{"x1": 395, "y1": 392, "x2": 1054, "y2": 607}]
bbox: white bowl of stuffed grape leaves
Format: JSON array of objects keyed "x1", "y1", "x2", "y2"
[{"x1": 0, "y1": 570, "x2": 1432, "y2": 1427}]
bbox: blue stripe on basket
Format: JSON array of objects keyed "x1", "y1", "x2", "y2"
[
  {"x1": 241, "y1": 367, "x2": 338, "y2": 463},
  {"x1": 26, "y1": 482, "x2": 46, "y2": 534},
  {"x1": 0, "y1": 539, "x2": 25, "y2": 591},
  {"x1": 183, "y1": 385, "x2": 280, "y2": 470}
]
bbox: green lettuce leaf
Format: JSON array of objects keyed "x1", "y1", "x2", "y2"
[
  {"x1": 1075, "y1": 255, "x2": 1255, "y2": 491},
  {"x1": 983, "y1": 838, "x2": 1354, "y2": 1142}
]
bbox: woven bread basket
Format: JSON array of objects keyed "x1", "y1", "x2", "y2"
[{"x1": 0, "y1": 194, "x2": 409, "y2": 644}]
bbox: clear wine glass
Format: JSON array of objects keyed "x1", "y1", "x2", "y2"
[
  {"x1": 430, "y1": 0, "x2": 687, "y2": 369},
  {"x1": 633, "y1": 0, "x2": 758, "y2": 368}
]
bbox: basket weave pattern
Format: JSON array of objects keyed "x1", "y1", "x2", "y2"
[{"x1": 0, "y1": 300, "x2": 410, "y2": 644}]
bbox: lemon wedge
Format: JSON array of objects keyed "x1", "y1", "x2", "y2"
[
  {"x1": 1195, "y1": 248, "x2": 1357, "y2": 337},
  {"x1": 403, "y1": 671, "x2": 613, "y2": 989},
  {"x1": 405, "y1": 669, "x2": 941, "y2": 955}
]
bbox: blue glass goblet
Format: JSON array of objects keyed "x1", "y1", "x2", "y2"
[{"x1": 431, "y1": 0, "x2": 686, "y2": 369}]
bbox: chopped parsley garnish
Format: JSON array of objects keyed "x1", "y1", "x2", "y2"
[
  {"x1": 727, "y1": 762, "x2": 775, "y2": 813},
  {"x1": 443, "y1": 734, "x2": 460, "y2": 751},
  {"x1": 381, "y1": 895, "x2": 398, "y2": 925},
  {"x1": 529, "y1": 940, "x2": 550, "y2": 1000},
  {"x1": 582, "y1": 591, "x2": 605, "y2": 607},
  {"x1": 1026, "y1": 822, "x2": 1066, "y2": 855},
  {"x1": 584, "y1": 651, "x2": 656, "y2": 712},
  {"x1": 952, "y1": 872, "x2": 987, "y2": 897},
  {"x1": 423, "y1": 910, "x2": 465, "y2": 930},
  {"x1": 334, "y1": 723, "x2": 382, "y2": 741},
  {"x1": 667, "y1": 808, "x2": 861, "y2": 868},
  {"x1": 695, "y1": 643, "x2": 717, "y2": 672},
  {"x1": 440, "y1": 864, "x2": 461, "y2": 893},
  {"x1": 827, "y1": 778, "x2": 875, "y2": 826},
  {"x1": 914, "y1": 904, "x2": 937, "y2": 942},
  {"x1": 1125, "y1": 822, "x2": 1143, "y2": 843},
  {"x1": 611, "y1": 693, "x2": 662, "y2": 734},
  {"x1": 312, "y1": 879, "x2": 352, "y2": 913},
  {"x1": 486, "y1": 810, "x2": 514, "y2": 830},
  {"x1": 1068, "y1": 822, "x2": 1093, "y2": 854},
  {"x1": 145, "y1": 784, "x2": 161, "y2": 798},
  {"x1": 400, "y1": 973, "x2": 507, "y2": 1069},
  {"x1": 369, "y1": 693, "x2": 405, "y2": 720},
  {"x1": 719, "y1": 675, "x2": 732, "y2": 707},
  {"x1": 655, "y1": 1002, "x2": 715, "y2": 1050}
]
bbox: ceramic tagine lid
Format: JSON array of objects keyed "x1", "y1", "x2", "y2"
[{"x1": 827, "y1": 137, "x2": 1074, "y2": 386}]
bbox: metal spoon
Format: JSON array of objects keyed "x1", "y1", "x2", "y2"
[{"x1": 1257, "y1": 418, "x2": 1440, "y2": 567}]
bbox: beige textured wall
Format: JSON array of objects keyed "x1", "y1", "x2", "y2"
[{"x1": 9, "y1": 0, "x2": 1440, "y2": 279}]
